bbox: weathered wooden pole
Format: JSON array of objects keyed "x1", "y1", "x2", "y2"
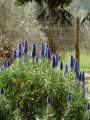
[{"x1": 75, "y1": 17, "x2": 80, "y2": 69}]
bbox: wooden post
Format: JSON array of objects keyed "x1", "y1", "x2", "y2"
[{"x1": 75, "y1": 17, "x2": 80, "y2": 69}]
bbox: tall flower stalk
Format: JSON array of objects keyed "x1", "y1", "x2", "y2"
[{"x1": 31, "y1": 43, "x2": 36, "y2": 58}]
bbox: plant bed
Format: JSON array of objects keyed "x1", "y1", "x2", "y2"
[{"x1": 0, "y1": 41, "x2": 89, "y2": 120}]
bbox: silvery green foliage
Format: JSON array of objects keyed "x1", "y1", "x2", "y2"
[
  {"x1": 11, "y1": 109, "x2": 25, "y2": 120},
  {"x1": 67, "y1": 0, "x2": 90, "y2": 20},
  {"x1": 43, "y1": 105, "x2": 55, "y2": 120},
  {"x1": 0, "y1": 0, "x2": 46, "y2": 48}
]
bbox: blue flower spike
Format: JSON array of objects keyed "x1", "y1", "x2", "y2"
[
  {"x1": 44, "y1": 43, "x2": 48, "y2": 57},
  {"x1": 76, "y1": 70, "x2": 79, "y2": 80},
  {"x1": 47, "y1": 47, "x2": 51, "y2": 59},
  {"x1": 67, "y1": 94, "x2": 72, "y2": 104},
  {"x1": 52, "y1": 55, "x2": 56, "y2": 68},
  {"x1": 31, "y1": 43, "x2": 36, "y2": 58},
  {"x1": 19, "y1": 50, "x2": 22, "y2": 58},
  {"x1": 18, "y1": 43, "x2": 22, "y2": 57},
  {"x1": 3, "y1": 59, "x2": 7, "y2": 68},
  {"x1": 24, "y1": 40, "x2": 28, "y2": 54},
  {"x1": 55, "y1": 50, "x2": 58, "y2": 66},
  {"x1": 60, "y1": 60, "x2": 63, "y2": 70},
  {"x1": 82, "y1": 71, "x2": 85, "y2": 82},
  {"x1": 19, "y1": 43, "x2": 22, "y2": 50},
  {"x1": 13, "y1": 50, "x2": 17, "y2": 60},
  {"x1": 3, "y1": 59, "x2": 10, "y2": 68},
  {"x1": 0, "y1": 88, "x2": 4, "y2": 95},
  {"x1": 47, "y1": 96, "x2": 52, "y2": 104},
  {"x1": 79, "y1": 71, "x2": 82, "y2": 81},
  {"x1": 67, "y1": 94, "x2": 72, "y2": 102},
  {"x1": 70, "y1": 55, "x2": 74, "y2": 71},
  {"x1": 82, "y1": 71, "x2": 86, "y2": 96},
  {"x1": 7, "y1": 60, "x2": 10, "y2": 67},
  {"x1": 87, "y1": 103, "x2": 90, "y2": 110},
  {"x1": 74, "y1": 60, "x2": 78, "y2": 73},
  {"x1": 41, "y1": 43, "x2": 45, "y2": 57},
  {"x1": 64, "y1": 64, "x2": 68, "y2": 75}
]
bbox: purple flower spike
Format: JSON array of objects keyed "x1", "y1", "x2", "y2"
[
  {"x1": 31, "y1": 43, "x2": 36, "y2": 58},
  {"x1": 79, "y1": 71, "x2": 82, "y2": 81},
  {"x1": 74, "y1": 60, "x2": 78, "y2": 73},
  {"x1": 13, "y1": 50, "x2": 17, "y2": 60},
  {"x1": 3, "y1": 59, "x2": 7, "y2": 68},
  {"x1": 52, "y1": 55, "x2": 56, "y2": 68},
  {"x1": 3, "y1": 59, "x2": 10, "y2": 68},
  {"x1": 87, "y1": 103, "x2": 90, "y2": 110},
  {"x1": 19, "y1": 43, "x2": 22, "y2": 50},
  {"x1": 7, "y1": 60, "x2": 10, "y2": 67},
  {"x1": 44, "y1": 43, "x2": 48, "y2": 57},
  {"x1": 47, "y1": 47, "x2": 51, "y2": 59},
  {"x1": 41, "y1": 43, "x2": 45, "y2": 57},
  {"x1": 82, "y1": 71, "x2": 85, "y2": 82},
  {"x1": 67, "y1": 94, "x2": 72, "y2": 102},
  {"x1": 18, "y1": 43, "x2": 22, "y2": 57},
  {"x1": 70, "y1": 55, "x2": 74, "y2": 71},
  {"x1": 0, "y1": 88, "x2": 4, "y2": 95},
  {"x1": 82, "y1": 71, "x2": 85, "y2": 93},
  {"x1": 60, "y1": 60, "x2": 63, "y2": 70},
  {"x1": 47, "y1": 96, "x2": 52, "y2": 104},
  {"x1": 19, "y1": 49, "x2": 22, "y2": 58},
  {"x1": 76, "y1": 70, "x2": 79, "y2": 80},
  {"x1": 55, "y1": 51, "x2": 58, "y2": 66},
  {"x1": 64, "y1": 64, "x2": 68, "y2": 75},
  {"x1": 24, "y1": 41, "x2": 28, "y2": 54},
  {"x1": 73, "y1": 58, "x2": 76, "y2": 66}
]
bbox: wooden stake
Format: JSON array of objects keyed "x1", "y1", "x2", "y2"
[{"x1": 75, "y1": 17, "x2": 80, "y2": 69}]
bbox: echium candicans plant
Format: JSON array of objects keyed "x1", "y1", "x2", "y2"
[{"x1": 31, "y1": 43, "x2": 36, "y2": 58}]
